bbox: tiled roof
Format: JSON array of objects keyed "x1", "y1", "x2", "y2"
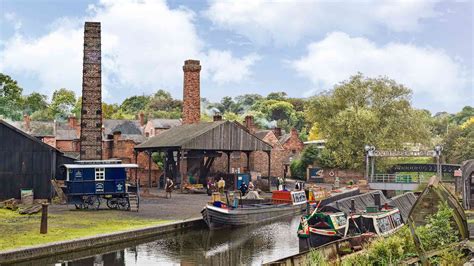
[
  {"x1": 150, "y1": 119, "x2": 181, "y2": 129},
  {"x1": 279, "y1": 133, "x2": 291, "y2": 144},
  {"x1": 103, "y1": 119, "x2": 142, "y2": 135},
  {"x1": 6, "y1": 120, "x2": 55, "y2": 136}
]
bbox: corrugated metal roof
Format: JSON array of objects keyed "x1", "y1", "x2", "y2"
[
  {"x1": 150, "y1": 118, "x2": 181, "y2": 129},
  {"x1": 135, "y1": 121, "x2": 272, "y2": 151}
]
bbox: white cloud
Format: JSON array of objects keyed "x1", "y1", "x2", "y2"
[
  {"x1": 205, "y1": 0, "x2": 439, "y2": 46},
  {"x1": 291, "y1": 32, "x2": 469, "y2": 109},
  {"x1": 203, "y1": 50, "x2": 260, "y2": 84},
  {"x1": 0, "y1": 0, "x2": 259, "y2": 101}
]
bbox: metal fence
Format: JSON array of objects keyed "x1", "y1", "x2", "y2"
[{"x1": 370, "y1": 174, "x2": 421, "y2": 183}]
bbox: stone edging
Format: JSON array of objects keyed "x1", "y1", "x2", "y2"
[{"x1": 0, "y1": 217, "x2": 205, "y2": 264}]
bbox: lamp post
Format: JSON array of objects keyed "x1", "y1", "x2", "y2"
[
  {"x1": 365, "y1": 145, "x2": 376, "y2": 181},
  {"x1": 435, "y1": 145, "x2": 443, "y2": 178}
]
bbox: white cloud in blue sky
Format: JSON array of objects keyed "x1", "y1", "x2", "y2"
[{"x1": 0, "y1": 0, "x2": 472, "y2": 113}]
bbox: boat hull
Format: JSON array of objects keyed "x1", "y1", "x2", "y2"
[
  {"x1": 201, "y1": 203, "x2": 306, "y2": 229},
  {"x1": 298, "y1": 228, "x2": 345, "y2": 252}
]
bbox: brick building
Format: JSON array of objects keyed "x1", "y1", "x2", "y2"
[{"x1": 143, "y1": 118, "x2": 181, "y2": 137}]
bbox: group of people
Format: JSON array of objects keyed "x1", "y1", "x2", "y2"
[{"x1": 206, "y1": 177, "x2": 255, "y2": 196}]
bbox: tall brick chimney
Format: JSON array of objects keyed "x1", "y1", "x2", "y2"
[
  {"x1": 68, "y1": 115, "x2": 77, "y2": 128},
  {"x1": 80, "y1": 22, "x2": 102, "y2": 160},
  {"x1": 182, "y1": 59, "x2": 201, "y2": 124},
  {"x1": 23, "y1": 114, "x2": 31, "y2": 132}
]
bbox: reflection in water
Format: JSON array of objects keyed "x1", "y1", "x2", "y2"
[{"x1": 17, "y1": 216, "x2": 300, "y2": 266}]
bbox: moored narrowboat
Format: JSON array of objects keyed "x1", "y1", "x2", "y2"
[{"x1": 201, "y1": 190, "x2": 307, "y2": 229}]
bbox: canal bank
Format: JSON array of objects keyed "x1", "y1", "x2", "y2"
[{"x1": 0, "y1": 217, "x2": 205, "y2": 264}]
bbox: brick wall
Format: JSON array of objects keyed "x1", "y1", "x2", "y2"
[
  {"x1": 282, "y1": 128, "x2": 304, "y2": 152},
  {"x1": 41, "y1": 136, "x2": 56, "y2": 148},
  {"x1": 102, "y1": 133, "x2": 161, "y2": 187},
  {"x1": 182, "y1": 60, "x2": 201, "y2": 124},
  {"x1": 318, "y1": 168, "x2": 365, "y2": 184},
  {"x1": 56, "y1": 140, "x2": 79, "y2": 152}
]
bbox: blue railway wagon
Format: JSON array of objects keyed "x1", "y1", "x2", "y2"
[{"x1": 63, "y1": 163, "x2": 138, "y2": 210}]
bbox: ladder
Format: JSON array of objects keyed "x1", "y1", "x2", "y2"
[{"x1": 128, "y1": 192, "x2": 139, "y2": 212}]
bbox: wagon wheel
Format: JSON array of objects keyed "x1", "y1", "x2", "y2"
[
  {"x1": 117, "y1": 197, "x2": 130, "y2": 210},
  {"x1": 85, "y1": 195, "x2": 101, "y2": 210},
  {"x1": 106, "y1": 198, "x2": 119, "y2": 209}
]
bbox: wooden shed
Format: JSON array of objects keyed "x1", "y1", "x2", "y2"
[
  {"x1": 0, "y1": 120, "x2": 74, "y2": 200},
  {"x1": 134, "y1": 121, "x2": 272, "y2": 186}
]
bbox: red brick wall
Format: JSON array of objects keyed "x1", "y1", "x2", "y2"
[
  {"x1": 42, "y1": 136, "x2": 56, "y2": 148},
  {"x1": 319, "y1": 168, "x2": 365, "y2": 184},
  {"x1": 56, "y1": 140, "x2": 79, "y2": 152},
  {"x1": 282, "y1": 128, "x2": 304, "y2": 152},
  {"x1": 182, "y1": 60, "x2": 201, "y2": 124},
  {"x1": 102, "y1": 134, "x2": 161, "y2": 187}
]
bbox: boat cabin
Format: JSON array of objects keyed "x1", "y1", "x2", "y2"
[{"x1": 346, "y1": 207, "x2": 403, "y2": 237}]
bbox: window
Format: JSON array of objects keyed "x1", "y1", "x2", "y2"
[{"x1": 95, "y1": 168, "x2": 105, "y2": 181}]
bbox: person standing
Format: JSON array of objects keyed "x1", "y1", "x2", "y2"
[
  {"x1": 217, "y1": 177, "x2": 225, "y2": 194},
  {"x1": 165, "y1": 178, "x2": 174, "y2": 199}
]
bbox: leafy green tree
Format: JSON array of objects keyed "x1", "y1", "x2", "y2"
[
  {"x1": 146, "y1": 89, "x2": 182, "y2": 118},
  {"x1": 234, "y1": 94, "x2": 263, "y2": 111},
  {"x1": 102, "y1": 103, "x2": 119, "y2": 119},
  {"x1": 443, "y1": 122, "x2": 474, "y2": 163},
  {"x1": 290, "y1": 145, "x2": 319, "y2": 179},
  {"x1": 50, "y1": 88, "x2": 76, "y2": 119},
  {"x1": 306, "y1": 74, "x2": 431, "y2": 169},
  {"x1": 23, "y1": 92, "x2": 48, "y2": 115},
  {"x1": 451, "y1": 106, "x2": 474, "y2": 125},
  {"x1": 0, "y1": 73, "x2": 24, "y2": 120},
  {"x1": 266, "y1": 91, "x2": 287, "y2": 101},
  {"x1": 120, "y1": 95, "x2": 150, "y2": 115}
]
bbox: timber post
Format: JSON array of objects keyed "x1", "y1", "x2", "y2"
[
  {"x1": 40, "y1": 203, "x2": 48, "y2": 234},
  {"x1": 148, "y1": 151, "x2": 152, "y2": 188}
]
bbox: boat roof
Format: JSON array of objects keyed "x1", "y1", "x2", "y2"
[{"x1": 62, "y1": 164, "x2": 139, "y2": 169}]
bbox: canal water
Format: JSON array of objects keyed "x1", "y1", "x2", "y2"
[{"x1": 15, "y1": 216, "x2": 301, "y2": 266}]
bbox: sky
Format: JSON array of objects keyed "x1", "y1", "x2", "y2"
[{"x1": 0, "y1": 0, "x2": 472, "y2": 113}]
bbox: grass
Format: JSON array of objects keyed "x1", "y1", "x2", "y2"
[{"x1": 0, "y1": 208, "x2": 170, "y2": 251}]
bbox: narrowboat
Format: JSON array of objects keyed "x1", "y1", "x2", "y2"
[
  {"x1": 62, "y1": 160, "x2": 139, "y2": 211},
  {"x1": 298, "y1": 191, "x2": 407, "y2": 250},
  {"x1": 201, "y1": 190, "x2": 307, "y2": 229},
  {"x1": 298, "y1": 205, "x2": 348, "y2": 250}
]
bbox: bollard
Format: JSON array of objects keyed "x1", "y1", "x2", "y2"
[{"x1": 40, "y1": 203, "x2": 48, "y2": 234}]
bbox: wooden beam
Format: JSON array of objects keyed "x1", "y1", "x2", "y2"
[
  {"x1": 226, "y1": 151, "x2": 231, "y2": 174},
  {"x1": 245, "y1": 151, "x2": 251, "y2": 172},
  {"x1": 134, "y1": 151, "x2": 138, "y2": 186}
]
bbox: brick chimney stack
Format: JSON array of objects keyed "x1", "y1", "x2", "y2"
[
  {"x1": 23, "y1": 114, "x2": 31, "y2": 132},
  {"x1": 272, "y1": 127, "x2": 282, "y2": 138},
  {"x1": 68, "y1": 115, "x2": 77, "y2": 128},
  {"x1": 182, "y1": 59, "x2": 201, "y2": 124},
  {"x1": 139, "y1": 112, "x2": 145, "y2": 127},
  {"x1": 244, "y1": 115, "x2": 255, "y2": 133},
  {"x1": 80, "y1": 22, "x2": 102, "y2": 160}
]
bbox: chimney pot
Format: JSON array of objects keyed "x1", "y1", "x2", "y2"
[
  {"x1": 244, "y1": 115, "x2": 255, "y2": 133},
  {"x1": 213, "y1": 114, "x2": 223, "y2": 121},
  {"x1": 68, "y1": 115, "x2": 76, "y2": 128},
  {"x1": 182, "y1": 59, "x2": 201, "y2": 124}
]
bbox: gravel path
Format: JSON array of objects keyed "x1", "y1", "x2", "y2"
[{"x1": 48, "y1": 189, "x2": 211, "y2": 221}]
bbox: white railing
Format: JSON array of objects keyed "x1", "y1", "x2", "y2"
[{"x1": 370, "y1": 174, "x2": 420, "y2": 184}]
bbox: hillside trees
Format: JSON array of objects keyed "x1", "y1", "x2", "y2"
[
  {"x1": 0, "y1": 73, "x2": 24, "y2": 120},
  {"x1": 305, "y1": 74, "x2": 431, "y2": 169}
]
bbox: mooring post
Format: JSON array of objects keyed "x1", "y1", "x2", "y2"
[{"x1": 40, "y1": 203, "x2": 48, "y2": 234}]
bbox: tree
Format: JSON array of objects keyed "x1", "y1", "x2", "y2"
[
  {"x1": 0, "y1": 73, "x2": 23, "y2": 120},
  {"x1": 120, "y1": 95, "x2": 150, "y2": 115},
  {"x1": 305, "y1": 74, "x2": 431, "y2": 170},
  {"x1": 146, "y1": 89, "x2": 182, "y2": 118},
  {"x1": 290, "y1": 145, "x2": 320, "y2": 179},
  {"x1": 443, "y1": 122, "x2": 474, "y2": 164},
  {"x1": 50, "y1": 88, "x2": 76, "y2": 119},
  {"x1": 23, "y1": 92, "x2": 48, "y2": 115},
  {"x1": 102, "y1": 103, "x2": 119, "y2": 119},
  {"x1": 234, "y1": 94, "x2": 263, "y2": 111},
  {"x1": 266, "y1": 91, "x2": 287, "y2": 101}
]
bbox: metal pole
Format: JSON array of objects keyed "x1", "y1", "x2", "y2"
[
  {"x1": 370, "y1": 157, "x2": 375, "y2": 180},
  {"x1": 148, "y1": 151, "x2": 152, "y2": 188},
  {"x1": 365, "y1": 153, "x2": 369, "y2": 180},
  {"x1": 40, "y1": 203, "x2": 48, "y2": 234}
]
